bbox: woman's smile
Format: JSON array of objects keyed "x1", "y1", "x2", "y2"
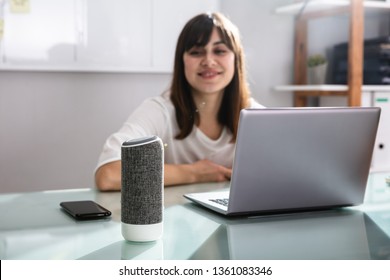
[{"x1": 198, "y1": 69, "x2": 221, "y2": 79}]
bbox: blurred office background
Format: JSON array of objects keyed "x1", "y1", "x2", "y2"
[{"x1": 0, "y1": 0, "x2": 389, "y2": 192}]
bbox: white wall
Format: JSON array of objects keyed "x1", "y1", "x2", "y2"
[
  {"x1": 221, "y1": 0, "x2": 294, "y2": 107},
  {"x1": 0, "y1": 72, "x2": 171, "y2": 192}
]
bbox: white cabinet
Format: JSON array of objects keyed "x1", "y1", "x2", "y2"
[
  {"x1": 372, "y1": 92, "x2": 390, "y2": 171},
  {"x1": 76, "y1": 0, "x2": 152, "y2": 70},
  {"x1": 1, "y1": 0, "x2": 76, "y2": 67},
  {"x1": 0, "y1": 0, "x2": 220, "y2": 72},
  {"x1": 362, "y1": 88, "x2": 390, "y2": 171}
]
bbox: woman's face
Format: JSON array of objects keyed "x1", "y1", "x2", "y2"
[{"x1": 183, "y1": 28, "x2": 235, "y2": 97}]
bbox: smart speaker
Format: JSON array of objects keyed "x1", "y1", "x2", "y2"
[{"x1": 121, "y1": 136, "x2": 164, "y2": 242}]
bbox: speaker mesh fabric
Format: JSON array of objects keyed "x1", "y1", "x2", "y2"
[{"x1": 121, "y1": 139, "x2": 163, "y2": 225}]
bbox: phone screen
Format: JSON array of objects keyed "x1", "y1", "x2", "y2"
[{"x1": 60, "y1": 200, "x2": 111, "y2": 220}]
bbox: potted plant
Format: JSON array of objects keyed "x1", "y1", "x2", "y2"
[{"x1": 307, "y1": 54, "x2": 327, "y2": 85}]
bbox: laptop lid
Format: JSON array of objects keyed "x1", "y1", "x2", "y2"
[{"x1": 185, "y1": 107, "x2": 381, "y2": 216}]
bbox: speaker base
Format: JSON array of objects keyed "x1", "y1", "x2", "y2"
[{"x1": 122, "y1": 222, "x2": 163, "y2": 242}]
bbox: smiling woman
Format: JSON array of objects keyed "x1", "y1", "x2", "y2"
[{"x1": 94, "y1": 12, "x2": 264, "y2": 192}]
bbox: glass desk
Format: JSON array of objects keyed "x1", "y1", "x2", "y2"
[{"x1": 1, "y1": 172, "x2": 390, "y2": 260}]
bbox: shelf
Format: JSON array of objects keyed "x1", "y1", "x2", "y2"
[
  {"x1": 275, "y1": 0, "x2": 390, "y2": 15},
  {"x1": 274, "y1": 84, "x2": 348, "y2": 91},
  {"x1": 274, "y1": 84, "x2": 390, "y2": 92},
  {"x1": 275, "y1": 0, "x2": 349, "y2": 15},
  {"x1": 362, "y1": 85, "x2": 390, "y2": 92}
]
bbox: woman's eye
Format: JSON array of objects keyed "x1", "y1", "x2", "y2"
[
  {"x1": 214, "y1": 49, "x2": 227, "y2": 55},
  {"x1": 188, "y1": 49, "x2": 203, "y2": 56}
]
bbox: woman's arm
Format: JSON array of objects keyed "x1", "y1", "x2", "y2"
[
  {"x1": 95, "y1": 159, "x2": 232, "y2": 191},
  {"x1": 164, "y1": 160, "x2": 231, "y2": 186},
  {"x1": 95, "y1": 160, "x2": 122, "y2": 191}
]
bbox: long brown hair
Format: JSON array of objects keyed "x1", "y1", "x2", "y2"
[{"x1": 170, "y1": 12, "x2": 251, "y2": 141}]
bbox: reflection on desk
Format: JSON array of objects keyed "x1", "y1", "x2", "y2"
[
  {"x1": 0, "y1": 172, "x2": 390, "y2": 260},
  {"x1": 0, "y1": 189, "x2": 122, "y2": 259},
  {"x1": 186, "y1": 205, "x2": 390, "y2": 260}
]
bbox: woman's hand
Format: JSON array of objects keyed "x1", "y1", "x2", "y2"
[
  {"x1": 190, "y1": 159, "x2": 232, "y2": 182},
  {"x1": 164, "y1": 159, "x2": 231, "y2": 186}
]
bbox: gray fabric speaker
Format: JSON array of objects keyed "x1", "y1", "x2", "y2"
[{"x1": 121, "y1": 136, "x2": 164, "y2": 242}]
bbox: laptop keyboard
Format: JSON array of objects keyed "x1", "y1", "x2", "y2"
[{"x1": 210, "y1": 198, "x2": 229, "y2": 207}]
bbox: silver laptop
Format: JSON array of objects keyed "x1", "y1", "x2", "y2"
[{"x1": 184, "y1": 107, "x2": 381, "y2": 216}]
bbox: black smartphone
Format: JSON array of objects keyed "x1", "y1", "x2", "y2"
[{"x1": 60, "y1": 200, "x2": 111, "y2": 220}]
